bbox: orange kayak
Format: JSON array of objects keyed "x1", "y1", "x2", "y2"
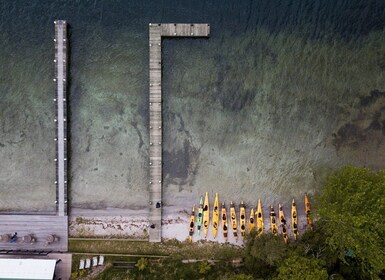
[
  {"x1": 291, "y1": 199, "x2": 299, "y2": 240},
  {"x1": 305, "y1": 193, "x2": 313, "y2": 230}
]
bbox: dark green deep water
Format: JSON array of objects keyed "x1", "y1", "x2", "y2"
[{"x1": 1, "y1": 0, "x2": 385, "y2": 212}]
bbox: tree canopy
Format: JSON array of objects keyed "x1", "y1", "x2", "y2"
[
  {"x1": 243, "y1": 232, "x2": 288, "y2": 278},
  {"x1": 135, "y1": 257, "x2": 148, "y2": 271},
  {"x1": 274, "y1": 253, "x2": 328, "y2": 280},
  {"x1": 241, "y1": 166, "x2": 385, "y2": 279},
  {"x1": 315, "y1": 166, "x2": 385, "y2": 277}
]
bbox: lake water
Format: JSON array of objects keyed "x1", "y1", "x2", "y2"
[{"x1": 1, "y1": 0, "x2": 385, "y2": 212}]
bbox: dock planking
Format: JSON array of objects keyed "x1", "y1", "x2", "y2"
[
  {"x1": 54, "y1": 20, "x2": 68, "y2": 217},
  {"x1": 0, "y1": 215, "x2": 68, "y2": 251},
  {"x1": 148, "y1": 23, "x2": 209, "y2": 242},
  {"x1": 161, "y1": 23, "x2": 210, "y2": 37}
]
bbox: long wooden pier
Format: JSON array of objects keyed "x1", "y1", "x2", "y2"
[
  {"x1": 0, "y1": 20, "x2": 69, "y2": 253},
  {"x1": 54, "y1": 20, "x2": 68, "y2": 217},
  {"x1": 148, "y1": 23, "x2": 210, "y2": 242}
]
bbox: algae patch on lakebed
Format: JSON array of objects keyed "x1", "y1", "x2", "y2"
[{"x1": 1, "y1": 21, "x2": 385, "y2": 211}]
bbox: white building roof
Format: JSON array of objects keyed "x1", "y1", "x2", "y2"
[{"x1": 0, "y1": 258, "x2": 56, "y2": 280}]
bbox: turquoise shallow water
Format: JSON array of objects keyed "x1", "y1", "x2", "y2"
[{"x1": 1, "y1": 0, "x2": 385, "y2": 211}]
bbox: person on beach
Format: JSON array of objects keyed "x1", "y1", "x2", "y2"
[{"x1": 9, "y1": 232, "x2": 17, "y2": 243}]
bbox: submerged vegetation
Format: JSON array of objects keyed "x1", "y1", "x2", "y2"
[
  {"x1": 3, "y1": 13, "x2": 385, "y2": 211},
  {"x1": 71, "y1": 166, "x2": 385, "y2": 279},
  {"x1": 163, "y1": 26, "x2": 385, "y2": 204}
]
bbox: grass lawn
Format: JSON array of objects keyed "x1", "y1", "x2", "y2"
[
  {"x1": 69, "y1": 239, "x2": 243, "y2": 279},
  {"x1": 69, "y1": 238, "x2": 240, "y2": 259}
]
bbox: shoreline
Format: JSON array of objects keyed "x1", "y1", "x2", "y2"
[{"x1": 69, "y1": 205, "x2": 310, "y2": 244}]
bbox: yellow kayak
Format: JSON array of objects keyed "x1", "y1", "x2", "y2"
[
  {"x1": 188, "y1": 205, "x2": 195, "y2": 242},
  {"x1": 256, "y1": 199, "x2": 264, "y2": 236},
  {"x1": 279, "y1": 204, "x2": 288, "y2": 244},
  {"x1": 212, "y1": 193, "x2": 219, "y2": 239},
  {"x1": 221, "y1": 202, "x2": 228, "y2": 241},
  {"x1": 203, "y1": 192, "x2": 210, "y2": 237},
  {"x1": 270, "y1": 205, "x2": 278, "y2": 235},
  {"x1": 305, "y1": 193, "x2": 313, "y2": 230},
  {"x1": 248, "y1": 208, "x2": 255, "y2": 233},
  {"x1": 197, "y1": 196, "x2": 203, "y2": 236},
  {"x1": 240, "y1": 201, "x2": 246, "y2": 240},
  {"x1": 230, "y1": 201, "x2": 238, "y2": 240},
  {"x1": 291, "y1": 199, "x2": 298, "y2": 240}
]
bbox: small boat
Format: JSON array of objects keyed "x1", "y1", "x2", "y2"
[
  {"x1": 270, "y1": 205, "x2": 278, "y2": 235},
  {"x1": 212, "y1": 193, "x2": 219, "y2": 238},
  {"x1": 291, "y1": 199, "x2": 298, "y2": 240},
  {"x1": 256, "y1": 199, "x2": 264, "y2": 236},
  {"x1": 240, "y1": 201, "x2": 246, "y2": 240},
  {"x1": 305, "y1": 193, "x2": 313, "y2": 230},
  {"x1": 221, "y1": 202, "x2": 228, "y2": 241},
  {"x1": 188, "y1": 205, "x2": 195, "y2": 242},
  {"x1": 248, "y1": 208, "x2": 255, "y2": 233},
  {"x1": 279, "y1": 204, "x2": 288, "y2": 244},
  {"x1": 197, "y1": 196, "x2": 203, "y2": 236},
  {"x1": 230, "y1": 201, "x2": 238, "y2": 240},
  {"x1": 203, "y1": 192, "x2": 210, "y2": 237}
]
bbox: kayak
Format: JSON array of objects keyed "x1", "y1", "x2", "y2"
[
  {"x1": 203, "y1": 192, "x2": 210, "y2": 237},
  {"x1": 188, "y1": 205, "x2": 195, "y2": 242},
  {"x1": 248, "y1": 208, "x2": 255, "y2": 233},
  {"x1": 279, "y1": 204, "x2": 288, "y2": 244},
  {"x1": 221, "y1": 202, "x2": 228, "y2": 241},
  {"x1": 197, "y1": 196, "x2": 203, "y2": 236},
  {"x1": 270, "y1": 205, "x2": 278, "y2": 235},
  {"x1": 291, "y1": 199, "x2": 298, "y2": 240},
  {"x1": 212, "y1": 193, "x2": 219, "y2": 238},
  {"x1": 230, "y1": 201, "x2": 238, "y2": 240},
  {"x1": 256, "y1": 199, "x2": 264, "y2": 236},
  {"x1": 305, "y1": 193, "x2": 313, "y2": 230},
  {"x1": 240, "y1": 201, "x2": 246, "y2": 240}
]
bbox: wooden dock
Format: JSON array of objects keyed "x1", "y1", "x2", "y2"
[
  {"x1": 0, "y1": 215, "x2": 68, "y2": 251},
  {"x1": 0, "y1": 20, "x2": 70, "y2": 254},
  {"x1": 148, "y1": 23, "x2": 210, "y2": 242},
  {"x1": 54, "y1": 20, "x2": 68, "y2": 217}
]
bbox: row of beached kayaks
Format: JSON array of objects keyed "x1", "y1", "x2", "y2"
[{"x1": 188, "y1": 192, "x2": 313, "y2": 243}]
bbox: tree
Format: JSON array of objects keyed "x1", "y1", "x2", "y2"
[
  {"x1": 298, "y1": 230, "x2": 337, "y2": 270},
  {"x1": 243, "y1": 233, "x2": 287, "y2": 277},
  {"x1": 224, "y1": 274, "x2": 254, "y2": 280},
  {"x1": 198, "y1": 261, "x2": 211, "y2": 274},
  {"x1": 315, "y1": 166, "x2": 385, "y2": 278},
  {"x1": 274, "y1": 253, "x2": 328, "y2": 280},
  {"x1": 135, "y1": 257, "x2": 148, "y2": 271}
]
